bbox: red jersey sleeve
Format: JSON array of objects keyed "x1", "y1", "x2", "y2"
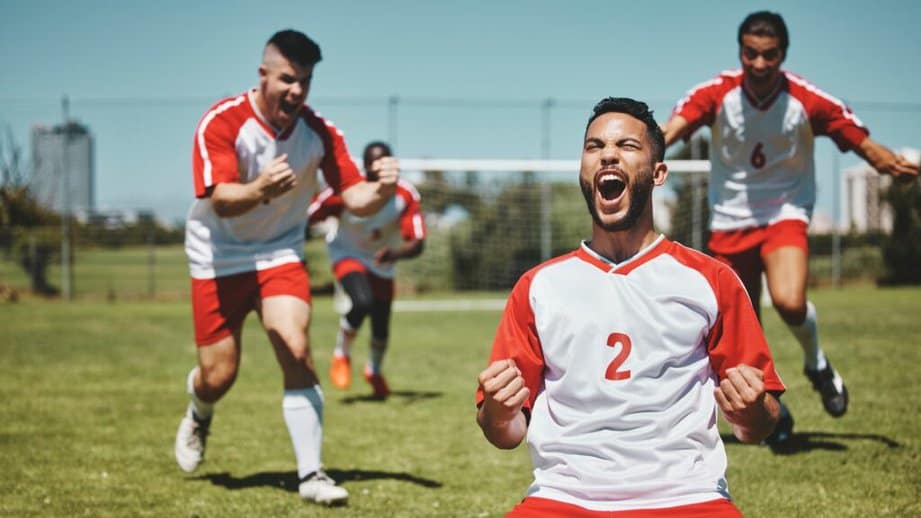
[
  {"x1": 302, "y1": 108, "x2": 363, "y2": 194},
  {"x1": 396, "y1": 181, "x2": 426, "y2": 241},
  {"x1": 191, "y1": 96, "x2": 247, "y2": 198},
  {"x1": 672, "y1": 72, "x2": 739, "y2": 139},
  {"x1": 307, "y1": 187, "x2": 343, "y2": 225},
  {"x1": 706, "y1": 265, "x2": 786, "y2": 394},
  {"x1": 786, "y1": 73, "x2": 869, "y2": 152},
  {"x1": 475, "y1": 272, "x2": 545, "y2": 411}
]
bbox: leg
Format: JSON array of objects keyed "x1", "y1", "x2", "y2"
[
  {"x1": 712, "y1": 247, "x2": 764, "y2": 320},
  {"x1": 362, "y1": 276, "x2": 394, "y2": 398},
  {"x1": 763, "y1": 231, "x2": 848, "y2": 417},
  {"x1": 258, "y1": 293, "x2": 347, "y2": 504},
  {"x1": 329, "y1": 270, "x2": 375, "y2": 389}
]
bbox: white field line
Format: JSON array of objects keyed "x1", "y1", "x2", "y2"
[{"x1": 393, "y1": 298, "x2": 507, "y2": 312}]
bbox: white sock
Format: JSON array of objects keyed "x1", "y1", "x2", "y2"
[
  {"x1": 187, "y1": 367, "x2": 213, "y2": 419},
  {"x1": 333, "y1": 318, "x2": 357, "y2": 358},
  {"x1": 367, "y1": 337, "x2": 387, "y2": 375},
  {"x1": 283, "y1": 386, "x2": 324, "y2": 479},
  {"x1": 788, "y1": 301, "x2": 827, "y2": 371}
]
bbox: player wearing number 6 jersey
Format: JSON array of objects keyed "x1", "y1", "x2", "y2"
[
  {"x1": 476, "y1": 98, "x2": 783, "y2": 517},
  {"x1": 662, "y1": 12, "x2": 919, "y2": 442}
]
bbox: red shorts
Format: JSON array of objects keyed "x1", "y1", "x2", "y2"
[
  {"x1": 708, "y1": 219, "x2": 808, "y2": 281},
  {"x1": 506, "y1": 497, "x2": 742, "y2": 518},
  {"x1": 333, "y1": 258, "x2": 395, "y2": 301},
  {"x1": 190, "y1": 262, "x2": 311, "y2": 346}
]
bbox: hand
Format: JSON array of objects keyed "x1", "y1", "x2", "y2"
[
  {"x1": 370, "y1": 156, "x2": 399, "y2": 188},
  {"x1": 258, "y1": 154, "x2": 297, "y2": 200},
  {"x1": 888, "y1": 154, "x2": 920, "y2": 184},
  {"x1": 374, "y1": 248, "x2": 398, "y2": 265},
  {"x1": 714, "y1": 364, "x2": 774, "y2": 428},
  {"x1": 477, "y1": 359, "x2": 529, "y2": 427}
]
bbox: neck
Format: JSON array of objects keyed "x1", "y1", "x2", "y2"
[
  {"x1": 743, "y1": 75, "x2": 782, "y2": 104},
  {"x1": 587, "y1": 224, "x2": 658, "y2": 264}
]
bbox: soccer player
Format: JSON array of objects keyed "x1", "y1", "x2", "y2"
[
  {"x1": 307, "y1": 141, "x2": 426, "y2": 399},
  {"x1": 174, "y1": 29, "x2": 400, "y2": 506},
  {"x1": 477, "y1": 97, "x2": 784, "y2": 516},
  {"x1": 662, "y1": 11, "x2": 919, "y2": 440}
]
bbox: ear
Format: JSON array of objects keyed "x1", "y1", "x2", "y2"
[
  {"x1": 652, "y1": 161, "x2": 669, "y2": 187},
  {"x1": 258, "y1": 64, "x2": 268, "y2": 80}
]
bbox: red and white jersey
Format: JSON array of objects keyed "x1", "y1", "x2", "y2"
[
  {"x1": 307, "y1": 180, "x2": 425, "y2": 279},
  {"x1": 477, "y1": 236, "x2": 784, "y2": 512},
  {"x1": 673, "y1": 70, "x2": 868, "y2": 231},
  {"x1": 185, "y1": 90, "x2": 362, "y2": 279}
]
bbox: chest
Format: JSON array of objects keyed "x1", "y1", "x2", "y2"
[{"x1": 234, "y1": 119, "x2": 325, "y2": 183}]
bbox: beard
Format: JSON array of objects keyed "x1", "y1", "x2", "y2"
[{"x1": 580, "y1": 167, "x2": 653, "y2": 232}]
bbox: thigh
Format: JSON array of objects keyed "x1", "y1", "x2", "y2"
[
  {"x1": 711, "y1": 246, "x2": 764, "y2": 307},
  {"x1": 255, "y1": 263, "x2": 312, "y2": 343},
  {"x1": 196, "y1": 329, "x2": 243, "y2": 378},
  {"x1": 762, "y1": 220, "x2": 809, "y2": 306},
  {"x1": 190, "y1": 271, "x2": 258, "y2": 346}
]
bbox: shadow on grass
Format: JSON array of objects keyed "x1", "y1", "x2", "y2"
[
  {"x1": 340, "y1": 390, "x2": 443, "y2": 405},
  {"x1": 721, "y1": 431, "x2": 901, "y2": 455},
  {"x1": 194, "y1": 468, "x2": 442, "y2": 493}
]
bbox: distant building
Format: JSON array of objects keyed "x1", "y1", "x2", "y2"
[
  {"x1": 30, "y1": 121, "x2": 95, "y2": 214},
  {"x1": 842, "y1": 148, "x2": 920, "y2": 234}
]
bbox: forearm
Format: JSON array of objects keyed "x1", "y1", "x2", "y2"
[
  {"x1": 476, "y1": 406, "x2": 528, "y2": 449},
  {"x1": 210, "y1": 182, "x2": 265, "y2": 218},
  {"x1": 662, "y1": 115, "x2": 690, "y2": 148},
  {"x1": 729, "y1": 393, "x2": 781, "y2": 444},
  {"x1": 394, "y1": 239, "x2": 424, "y2": 260},
  {"x1": 341, "y1": 181, "x2": 397, "y2": 217}
]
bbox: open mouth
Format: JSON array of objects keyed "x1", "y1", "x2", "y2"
[
  {"x1": 279, "y1": 100, "x2": 299, "y2": 115},
  {"x1": 597, "y1": 172, "x2": 626, "y2": 201}
]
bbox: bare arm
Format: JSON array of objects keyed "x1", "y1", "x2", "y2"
[
  {"x1": 661, "y1": 115, "x2": 692, "y2": 149},
  {"x1": 375, "y1": 238, "x2": 424, "y2": 265},
  {"x1": 714, "y1": 364, "x2": 781, "y2": 444},
  {"x1": 854, "y1": 137, "x2": 920, "y2": 183},
  {"x1": 476, "y1": 359, "x2": 530, "y2": 449},
  {"x1": 340, "y1": 156, "x2": 400, "y2": 217},
  {"x1": 210, "y1": 154, "x2": 296, "y2": 218}
]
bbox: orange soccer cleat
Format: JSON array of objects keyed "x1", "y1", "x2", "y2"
[
  {"x1": 363, "y1": 368, "x2": 390, "y2": 399},
  {"x1": 329, "y1": 355, "x2": 352, "y2": 390}
]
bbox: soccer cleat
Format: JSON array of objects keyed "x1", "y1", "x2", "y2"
[
  {"x1": 174, "y1": 406, "x2": 211, "y2": 472},
  {"x1": 299, "y1": 470, "x2": 349, "y2": 505},
  {"x1": 763, "y1": 399, "x2": 794, "y2": 447},
  {"x1": 363, "y1": 368, "x2": 390, "y2": 399},
  {"x1": 805, "y1": 363, "x2": 849, "y2": 417},
  {"x1": 329, "y1": 355, "x2": 352, "y2": 390}
]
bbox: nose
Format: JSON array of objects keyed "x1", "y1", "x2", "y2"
[{"x1": 600, "y1": 145, "x2": 619, "y2": 165}]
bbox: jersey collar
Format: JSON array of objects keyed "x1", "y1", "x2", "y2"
[
  {"x1": 741, "y1": 72, "x2": 787, "y2": 111},
  {"x1": 576, "y1": 234, "x2": 668, "y2": 275}
]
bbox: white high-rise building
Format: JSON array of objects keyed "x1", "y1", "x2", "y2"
[{"x1": 30, "y1": 121, "x2": 94, "y2": 214}]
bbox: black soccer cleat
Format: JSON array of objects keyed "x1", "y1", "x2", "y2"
[
  {"x1": 763, "y1": 399, "x2": 794, "y2": 447},
  {"x1": 804, "y1": 363, "x2": 849, "y2": 418}
]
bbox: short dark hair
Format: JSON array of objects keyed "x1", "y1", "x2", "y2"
[
  {"x1": 586, "y1": 97, "x2": 665, "y2": 162},
  {"x1": 362, "y1": 141, "x2": 392, "y2": 169},
  {"x1": 738, "y1": 11, "x2": 789, "y2": 53},
  {"x1": 267, "y1": 29, "x2": 322, "y2": 67}
]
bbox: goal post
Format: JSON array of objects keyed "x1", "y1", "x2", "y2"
[{"x1": 385, "y1": 158, "x2": 711, "y2": 294}]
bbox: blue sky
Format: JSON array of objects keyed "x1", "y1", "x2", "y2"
[{"x1": 2, "y1": 0, "x2": 920, "y2": 222}]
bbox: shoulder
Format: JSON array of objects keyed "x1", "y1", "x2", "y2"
[
  {"x1": 196, "y1": 92, "x2": 251, "y2": 134},
  {"x1": 783, "y1": 71, "x2": 845, "y2": 107},
  {"x1": 396, "y1": 179, "x2": 422, "y2": 201},
  {"x1": 686, "y1": 69, "x2": 743, "y2": 95},
  {"x1": 660, "y1": 240, "x2": 738, "y2": 285},
  {"x1": 299, "y1": 105, "x2": 345, "y2": 140}
]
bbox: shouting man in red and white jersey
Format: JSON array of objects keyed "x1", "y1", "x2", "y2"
[
  {"x1": 662, "y1": 11, "x2": 919, "y2": 443},
  {"x1": 308, "y1": 141, "x2": 426, "y2": 399},
  {"x1": 477, "y1": 97, "x2": 783, "y2": 517},
  {"x1": 174, "y1": 29, "x2": 399, "y2": 506}
]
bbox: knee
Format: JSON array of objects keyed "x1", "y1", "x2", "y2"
[
  {"x1": 199, "y1": 362, "x2": 238, "y2": 393},
  {"x1": 772, "y1": 292, "x2": 807, "y2": 324},
  {"x1": 279, "y1": 329, "x2": 312, "y2": 363},
  {"x1": 350, "y1": 293, "x2": 375, "y2": 316}
]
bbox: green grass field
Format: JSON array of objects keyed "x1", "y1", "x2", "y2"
[{"x1": 1, "y1": 286, "x2": 920, "y2": 517}]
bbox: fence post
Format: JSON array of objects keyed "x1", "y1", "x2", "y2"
[
  {"x1": 831, "y1": 149, "x2": 841, "y2": 288},
  {"x1": 540, "y1": 98, "x2": 554, "y2": 261},
  {"x1": 147, "y1": 229, "x2": 156, "y2": 299}
]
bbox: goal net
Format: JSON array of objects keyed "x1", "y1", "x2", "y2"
[{"x1": 383, "y1": 158, "x2": 710, "y2": 294}]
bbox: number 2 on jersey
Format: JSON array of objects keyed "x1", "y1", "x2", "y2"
[{"x1": 605, "y1": 333, "x2": 632, "y2": 381}]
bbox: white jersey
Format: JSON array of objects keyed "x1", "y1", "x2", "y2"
[
  {"x1": 307, "y1": 180, "x2": 426, "y2": 279},
  {"x1": 477, "y1": 236, "x2": 784, "y2": 512},
  {"x1": 673, "y1": 70, "x2": 868, "y2": 231},
  {"x1": 185, "y1": 90, "x2": 362, "y2": 279}
]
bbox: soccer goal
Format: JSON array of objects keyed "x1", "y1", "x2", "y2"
[{"x1": 391, "y1": 158, "x2": 710, "y2": 294}]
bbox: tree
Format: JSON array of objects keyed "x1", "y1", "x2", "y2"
[{"x1": 880, "y1": 178, "x2": 921, "y2": 284}]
